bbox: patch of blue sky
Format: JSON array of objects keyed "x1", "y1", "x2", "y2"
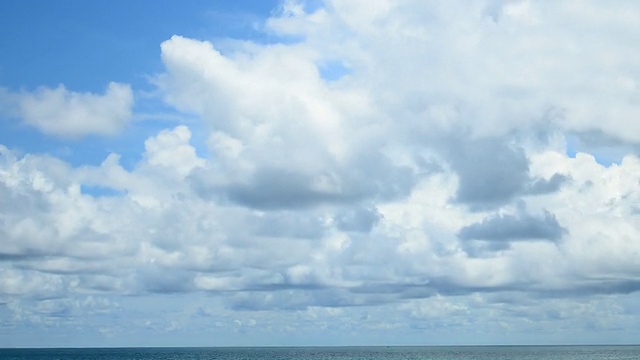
[
  {"x1": 0, "y1": 120, "x2": 75, "y2": 160},
  {"x1": 299, "y1": 0, "x2": 325, "y2": 13},
  {"x1": 0, "y1": 111, "x2": 202, "y2": 171},
  {"x1": 0, "y1": 119, "x2": 119, "y2": 168},
  {"x1": 80, "y1": 184, "x2": 126, "y2": 197},
  {"x1": 318, "y1": 60, "x2": 351, "y2": 81},
  {"x1": 564, "y1": 134, "x2": 579, "y2": 159},
  {"x1": 0, "y1": 0, "x2": 281, "y2": 92},
  {"x1": 565, "y1": 133, "x2": 632, "y2": 166}
]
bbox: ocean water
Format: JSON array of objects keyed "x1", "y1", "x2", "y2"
[{"x1": 1, "y1": 346, "x2": 639, "y2": 360}]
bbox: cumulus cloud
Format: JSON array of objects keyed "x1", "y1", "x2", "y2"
[
  {"x1": 9, "y1": 82, "x2": 133, "y2": 137},
  {"x1": 458, "y1": 205, "x2": 565, "y2": 256},
  {"x1": 3, "y1": 0, "x2": 640, "y2": 346},
  {"x1": 459, "y1": 208, "x2": 565, "y2": 243},
  {"x1": 157, "y1": 34, "x2": 417, "y2": 209},
  {"x1": 143, "y1": 125, "x2": 205, "y2": 178}
]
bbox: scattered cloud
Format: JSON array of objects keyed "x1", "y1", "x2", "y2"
[
  {"x1": 2, "y1": 82, "x2": 133, "y2": 137},
  {"x1": 2, "y1": 0, "x2": 640, "y2": 346}
]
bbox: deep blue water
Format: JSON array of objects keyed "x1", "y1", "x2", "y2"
[{"x1": 1, "y1": 346, "x2": 640, "y2": 360}]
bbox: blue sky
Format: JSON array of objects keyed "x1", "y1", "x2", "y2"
[
  {"x1": 2, "y1": 0, "x2": 640, "y2": 347},
  {"x1": 0, "y1": 0, "x2": 280, "y2": 89},
  {"x1": 0, "y1": 0, "x2": 280, "y2": 169}
]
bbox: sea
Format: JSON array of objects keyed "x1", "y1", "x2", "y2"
[{"x1": 1, "y1": 346, "x2": 639, "y2": 360}]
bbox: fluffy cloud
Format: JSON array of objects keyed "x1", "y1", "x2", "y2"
[
  {"x1": 3, "y1": 0, "x2": 640, "y2": 346},
  {"x1": 459, "y1": 208, "x2": 564, "y2": 242},
  {"x1": 458, "y1": 205, "x2": 565, "y2": 256},
  {"x1": 158, "y1": 34, "x2": 413, "y2": 210},
  {"x1": 5, "y1": 82, "x2": 133, "y2": 137}
]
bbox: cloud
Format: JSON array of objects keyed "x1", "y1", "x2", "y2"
[
  {"x1": 143, "y1": 125, "x2": 205, "y2": 178},
  {"x1": 3, "y1": 0, "x2": 640, "y2": 346},
  {"x1": 157, "y1": 35, "x2": 417, "y2": 209},
  {"x1": 459, "y1": 207, "x2": 564, "y2": 242},
  {"x1": 334, "y1": 205, "x2": 381, "y2": 233},
  {"x1": 526, "y1": 173, "x2": 568, "y2": 195},
  {"x1": 446, "y1": 138, "x2": 531, "y2": 208},
  {"x1": 11, "y1": 82, "x2": 133, "y2": 137}
]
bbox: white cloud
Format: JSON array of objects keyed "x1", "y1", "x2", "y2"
[
  {"x1": 3, "y1": 0, "x2": 640, "y2": 346},
  {"x1": 157, "y1": 34, "x2": 413, "y2": 211},
  {"x1": 143, "y1": 125, "x2": 205, "y2": 178},
  {"x1": 15, "y1": 82, "x2": 133, "y2": 137},
  {"x1": 267, "y1": 0, "x2": 640, "y2": 142}
]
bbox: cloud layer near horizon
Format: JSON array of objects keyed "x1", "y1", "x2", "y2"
[{"x1": 2, "y1": 0, "x2": 640, "y2": 346}]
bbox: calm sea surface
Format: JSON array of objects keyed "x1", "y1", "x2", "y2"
[{"x1": 1, "y1": 346, "x2": 639, "y2": 360}]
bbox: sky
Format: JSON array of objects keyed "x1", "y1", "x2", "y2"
[{"x1": 1, "y1": 0, "x2": 640, "y2": 348}]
